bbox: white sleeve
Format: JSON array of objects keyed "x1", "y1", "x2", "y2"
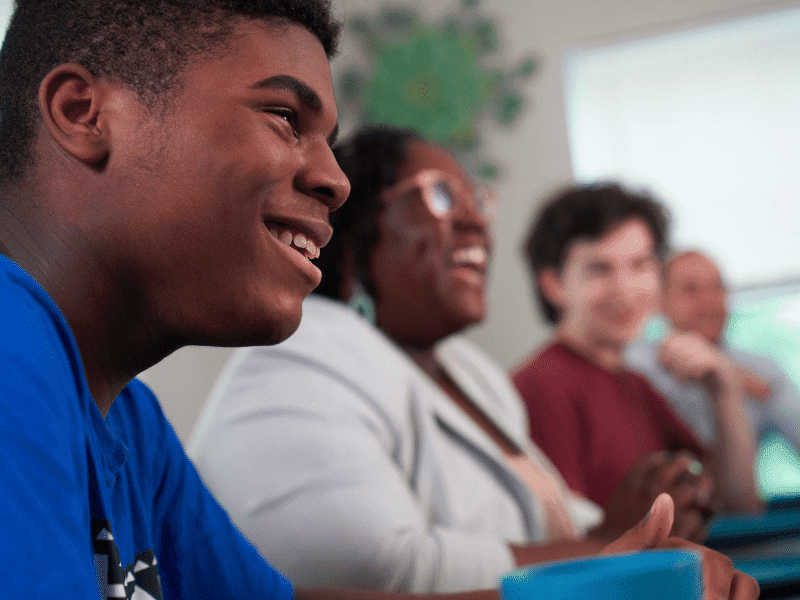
[
  {"x1": 565, "y1": 493, "x2": 604, "y2": 537},
  {"x1": 192, "y1": 356, "x2": 515, "y2": 593},
  {"x1": 762, "y1": 363, "x2": 800, "y2": 451}
]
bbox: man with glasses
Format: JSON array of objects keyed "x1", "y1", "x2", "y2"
[{"x1": 627, "y1": 250, "x2": 800, "y2": 489}]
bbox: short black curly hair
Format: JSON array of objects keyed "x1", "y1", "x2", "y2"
[
  {"x1": 524, "y1": 182, "x2": 670, "y2": 324},
  {"x1": 0, "y1": 0, "x2": 341, "y2": 184},
  {"x1": 316, "y1": 125, "x2": 421, "y2": 301}
]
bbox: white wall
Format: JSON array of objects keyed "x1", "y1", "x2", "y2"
[{"x1": 3, "y1": 0, "x2": 795, "y2": 441}]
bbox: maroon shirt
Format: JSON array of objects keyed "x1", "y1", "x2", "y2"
[{"x1": 512, "y1": 342, "x2": 701, "y2": 506}]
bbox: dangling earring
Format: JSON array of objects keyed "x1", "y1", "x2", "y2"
[{"x1": 348, "y1": 280, "x2": 376, "y2": 325}]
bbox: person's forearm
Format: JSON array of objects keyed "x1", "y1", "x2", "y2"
[
  {"x1": 294, "y1": 538, "x2": 609, "y2": 600},
  {"x1": 510, "y1": 536, "x2": 608, "y2": 566},
  {"x1": 710, "y1": 382, "x2": 762, "y2": 512},
  {"x1": 295, "y1": 588, "x2": 498, "y2": 600}
]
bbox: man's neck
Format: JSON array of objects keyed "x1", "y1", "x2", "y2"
[
  {"x1": 555, "y1": 326, "x2": 625, "y2": 372},
  {"x1": 1, "y1": 209, "x2": 171, "y2": 416}
]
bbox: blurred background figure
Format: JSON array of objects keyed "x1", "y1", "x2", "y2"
[
  {"x1": 512, "y1": 183, "x2": 761, "y2": 516},
  {"x1": 627, "y1": 250, "x2": 800, "y2": 499},
  {"x1": 189, "y1": 127, "x2": 711, "y2": 593}
]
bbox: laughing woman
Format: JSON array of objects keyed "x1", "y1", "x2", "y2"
[{"x1": 189, "y1": 126, "x2": 712, "y2": 593}]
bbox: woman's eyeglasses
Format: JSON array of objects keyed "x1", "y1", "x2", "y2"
[{"x1": 382, "y1": 169, "x2": 495, "y2": 222}]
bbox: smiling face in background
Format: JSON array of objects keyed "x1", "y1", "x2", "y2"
[
  {"x1": 368, "y1": 141, "x2": 491, "y2": 348},
  {"x1": 94, "y1": 19, "x2": 349, "y2": 347},
  {"x1": 542, "y1": 218, "x2": 661, "y2": 357},
  {"x1": 663, "y1": 252, "x2": 728, "y2": 344}
]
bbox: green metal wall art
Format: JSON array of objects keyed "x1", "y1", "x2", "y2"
[{"x1": 338, "y1": 0, "x2": 536, "y2": 179}]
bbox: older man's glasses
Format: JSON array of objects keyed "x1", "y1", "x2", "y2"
[{"x1": 382, "y1": 169, "x2": 495, "y2": 222}]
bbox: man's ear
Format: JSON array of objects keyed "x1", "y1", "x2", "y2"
[
  {"x1": 38, "y1": 63, "x2": 110, "y2": 165},
  {"x1": 537, "y1": 267, "x2": 564, "y2": 309}
]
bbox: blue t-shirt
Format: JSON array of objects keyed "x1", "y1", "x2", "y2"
[{"x1": 0, "y1": 255, "x2": 293, "y2": 600}]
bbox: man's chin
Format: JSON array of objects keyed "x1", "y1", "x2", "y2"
[
  {"x1": 257, "y1": 307, "x2": 305, "y2": 346},
  {"x1": 206, "y1": 303, "x2": 305, "y2": 348},
  {"x1": 600, "y1": 327, "x2": 641, "y2": 350},
  {"x1": 694, "y1": 320, "x2": 726, "y2": 345},
  {"x1": 266, "y1": 315, "x2": 303, "y2": 345}
]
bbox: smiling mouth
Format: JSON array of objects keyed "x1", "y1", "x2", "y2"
[
  {"x1": 451, "y1": 245, "x2": 488, "y2": 271},
  {"x1": 264, "y1": 221, "x2": 320, "y2": 260}
]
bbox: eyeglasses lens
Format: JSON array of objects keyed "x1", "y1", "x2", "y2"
[
  {"x1": 428, "y1": 180, "x2": 493, "y2": 219},
  {"x1": 429, "y1": 181, "x2": 454, "y2": 217}
]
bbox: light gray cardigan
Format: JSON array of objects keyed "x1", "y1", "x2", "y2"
[{"x1": 190, "y1": 296, "x2": 599, "y2": 593}]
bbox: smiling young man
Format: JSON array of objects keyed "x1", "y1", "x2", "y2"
[
  {"x1": 513, "y1": 183, "x2": 759, "y2": 520},
  {"x1": 627, "y1": 250, "x2": 798, "y2": 502},
  {"x1": 0, "y1": 1, "x2": 349, "y2": 597}
]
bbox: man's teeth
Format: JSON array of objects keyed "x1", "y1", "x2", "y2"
[
  {"x1": 452, "y1": 246, "x2": 488, "y2": 267},
  {"x1": 268, "y1": 227, "x2": 320, "y2": 259}
]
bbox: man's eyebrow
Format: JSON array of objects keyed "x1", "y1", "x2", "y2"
[
  {"x1": 252, "y1": 74, "x2": 339, "y2": 146},
  {"x1": 328, "y1": 123, "x2": 339, "y2": 148},
  {"x1": 586, "y1": 258, "x2": 613, "y2": 269},
  {"x1": 251, "y1": 74, "x2": 322, "y2": 113}
]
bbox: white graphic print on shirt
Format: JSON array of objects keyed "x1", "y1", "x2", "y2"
[{"x1": 92, "y1": 520, "x2": 163, "y2": 600}]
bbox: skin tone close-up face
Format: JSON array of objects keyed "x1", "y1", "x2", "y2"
[
  {"x1": 14, "y1": 19, "x2": 348, "y2": 412},
  {"x1": 539, "y1": 218, "x2": 661, "y2": 368},
  {"x1": 101, "y1": 20, "x2": 349, "y2": 347},
  {"x1": 663, "y1": 252, "x2": 728, "y2": 345},
  {"x1": 368, "y1": 141, "x2": 492, "y2": 349}
]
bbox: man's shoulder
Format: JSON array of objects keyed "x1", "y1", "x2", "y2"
[
  {"x1": 0, "y1": 256, "x2": 61, "y2": 332},
  {"x1": 625, "y1": 337, "x2": 663, "y2": 375},
  {"x1": 0, "y1": 256, "x2": 86, "y2": 397},
  {"x1": 513, "y1": 341, "x2": 589, "y2": 382},
  {"x1": 725, "y1": 344, "x2": 782, "y2": 374}
]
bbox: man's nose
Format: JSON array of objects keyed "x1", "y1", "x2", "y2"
[{"x1": 297, "y1": 143, "x2": 351, "y2": 211}]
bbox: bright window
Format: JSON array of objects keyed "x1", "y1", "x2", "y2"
[{"x1": 564, "y1": 6, "x2": 800, "y2": 289}]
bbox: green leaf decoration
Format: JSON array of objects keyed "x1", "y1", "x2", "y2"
[
  {"x1": 441, "y1": 17, "x2": 459, "y2": 38},
  {"x1": 497, "y1": 92, "x2": 523, "y2": 124},
  {"x1": 364, "y1": 25, "x2": 493, "y2": 144},
  {"x1": 379, "y1": 7, "x2": 419, "y2": 33},
  {"x1": 473, "y1": 20, "x2": 498, "y2": 54},
  {"x1": 513, "y1": 58, "x2": 537, "y2": 78},
  {"x1": 478, "y1": 162, "x2": 499, "y2": 180},
  {"x1": 485, "y1": 68, "x2": 505, "y2": 92},
  {"x1": 341, "y1": 1, "x2": 536, "y2": 178},
  {"x1": 348, "y1": 16, "x2": 373, "y2": 37},
  {"x1": 339, "y1": 69, "x2": 365, "y2": 101},
  {"x1": 449, "y1": 127, "x2": 479, "y2": 152}
]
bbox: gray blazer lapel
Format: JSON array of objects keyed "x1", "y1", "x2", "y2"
[{"x1": 421, "y1": 367, "x2": 541, "y2": 540}]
